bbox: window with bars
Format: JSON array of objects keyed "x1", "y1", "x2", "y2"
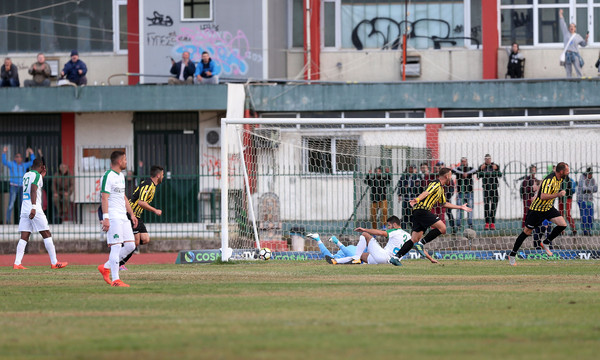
[
  {"x1": 303, "y1": 137, "x2": 359, "y2": 174},
  {"x1": 182, "y1": 0, "x2": 212, "y2": 21}
]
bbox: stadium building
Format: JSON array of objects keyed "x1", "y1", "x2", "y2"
[{"x1": 1, "y1": 1, "x2": 599, "y2": 255}]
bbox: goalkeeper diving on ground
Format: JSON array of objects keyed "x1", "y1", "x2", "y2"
[{"x1": 307, "y1": 215, "x2": 438, "y2": 265}]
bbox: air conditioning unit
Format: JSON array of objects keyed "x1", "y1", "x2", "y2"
[
  {"x1": 253, "y1": 128, "x2": 280, "y2": 148},
  {"x1": 204, "y1": 127, "x2": 221, "y2": 148}
]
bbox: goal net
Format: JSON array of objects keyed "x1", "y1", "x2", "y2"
[{"x1": 220, "y1": 116, "x2": 600, "y2": 261}]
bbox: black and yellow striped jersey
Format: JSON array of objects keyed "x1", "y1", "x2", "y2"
[
  {"x1": 529, "y1": 173, "x2": 563, "y2": 212},
  {"x1": 129, "y1": 178, "x2": 157, "y2": 218},
  {"x1": 413, "y1": 179, "x2": 446, "y2": 211}
]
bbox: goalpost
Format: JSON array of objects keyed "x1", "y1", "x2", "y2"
[{"x1": 220, "y1": 115, "x2": 600, "y2": 261}]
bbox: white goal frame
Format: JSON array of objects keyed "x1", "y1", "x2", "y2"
[{"x1": 220, "y1": 114, "x2": 600, "y2": 261}]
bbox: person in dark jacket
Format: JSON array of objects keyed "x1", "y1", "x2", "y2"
[
  {"x1": 559, "y1": 173, "x2": 576, "y2": 235},
  {"x1": 1, "y1": 58, "x2": 20, "y2": 87},
  {"x1": 517, "y1": 165, "x2": 538, "y2": 228},
  {"x1": 168, "y1": 51, "x2": 195, "y2": 85},
  {"x1": 61, "y1": 50, "x2": 87, "y2": 85},
  {"x1": 452, "y1": 157, "x2": 476, "y2": 229},
  {"x1": 195, "y1": 51, "x2": 218, "y2": 84},
  {"x1": 397, "y1": 165, "x2": 420, "y2": 229},
  {"x1": 478, "y1": 154, "x2": 502, "y2": 230},
  {"x1": 52, "y1": 163, "x2": 74, "y2": 222},
  {"x1": 364, "y1": 167, "x2": 391, "y2": 229}
]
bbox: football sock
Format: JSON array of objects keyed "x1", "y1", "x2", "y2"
[
  {"x1": 330, "y1": 236, "x2": 340, "y2": 244},
  {"x1": 353, "y1": 236, "x2": 367, "y2": 259},
  {"x1": 335, "y1": 256, "x2": 354, "y2": 264},
  {"x1": 421, "y1": 229, "x2": 442, "y2": 245},
  {"x1": 14, "y1": 239, "x2": 27, "y2": 265},
  {"x1": 395, "y1": 239, "x2": 415, "y2": 258},
  {"x1": 105, "y1": 244, "x2": 122, "y2": 282},
  {"x1": 317, "y1": 242, "x2": 333, "y2": 257},
  {"x1": 119, "y1": 242, "x2": 136, "y2": 265},
  {"x1": 43, "y1": 237, "x2": 57, "y2": 265},
  {"x1": 510, "y1": 231, "x2": 530, "y2": 257},
  {"x1": 544, "y1": 225, "x2": 566, "y2": 244}
]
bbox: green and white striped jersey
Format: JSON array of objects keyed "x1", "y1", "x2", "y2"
[{"x1": 21, "y1": 170, "x2": 43, "y2": 215}]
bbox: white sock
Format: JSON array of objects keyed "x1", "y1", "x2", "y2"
[
  {"x1": 119, "y1": 242, "x2": 136, "y2": 261},
  {"x1": 43, "y1": 237, "x2": 57, "y2": 265},
  {"x1": 316, "y1": 240, "x2": 323, "y2": 244},
  {"x1": 14, "y1": 239, "x2": 27, "y2": 265},
  {"x1": 353, "y1": 236, "x2": 367, "y2": 259},
  {"x1": 335, "y1": 256, "x2": 354, "y2": 264},
  {"x1": 105, "y1": 244, "x2": 121, "y2": 282}
]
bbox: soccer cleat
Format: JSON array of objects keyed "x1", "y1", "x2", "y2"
[
  {"x1": 389, "y1": 256, "x2": 402, "y2": 266},
  {"x1": 329, "y1": 236, "x2": 339, "y2": 244},
  {"x1": 119, "y1": 265, "x2": 128, "y2": 271},
  {"x1": 508, "y1": 255, "x2": 517, "y2": 266},
  {"x1": 306, "y1": 233, "x2": 321, "y2": 241},
  {"x1": 324, "y1": 255, "x2": 337, "y2": 264},
  {"x1": 540, "y1": 242, "x2": 553, "y2": 257},
  {"x1": 98, "y1": 264, "x2": 111, "y2": 285},
  {"x1": 349, "y1": 259, "x2": 362, "y2": 265},
  {"x1": 484, "y1": 223, "x2": 490, "y2": 230},
  {"x1": 490, "y1": 223, "x2": 496, "y2": 230},
  {"x1": 51, "y1": 261, "x2": 68, "y2": 269},
  {"x1": 111, "y1": 279, "x2": 130, "y2": 287},
  {"x1": 13, "y1": 264, "x2": 28, "y2": 270},
  {"x1": 413, "y1": 242, "x2": 427, "y2": 258}
]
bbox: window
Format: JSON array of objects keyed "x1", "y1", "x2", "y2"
[
  {"x1": 303, "y1": 137, "x2": 358, "y2": 174},
  {"x1": 0, "y1": 1, "x2": 113, "y2": 52},
  {"x1": 501, "y1": 0, "x2": 600, "y2": 46},
  {"x1": 113, "y1": 0, "x2": 128, "y2": 53},
  {"x1": 182, "y1": 0, "x2": 212, "y2": 21}
]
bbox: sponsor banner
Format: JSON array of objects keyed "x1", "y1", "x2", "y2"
[
  {"x1": 176, "y1": 250, "x2": 324, "y2": 264},
  {"x1": 177, "y1": 249, "x2": 600, "y2": 264}
]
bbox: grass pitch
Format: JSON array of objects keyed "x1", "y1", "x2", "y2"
[{"x1": 1, "y1": 261, "x2": 599, "y2": 360}]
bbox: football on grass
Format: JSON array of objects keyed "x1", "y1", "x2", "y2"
[{"x1": 258, "y1": 248, "x2": 272, "y2": 261}]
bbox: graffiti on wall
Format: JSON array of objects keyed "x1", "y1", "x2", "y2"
[
  {"x1": 172, "y1": 27, "x2": 262, "y2": 76},
  {"x1": 201, "y1": 153, "x2": 241, "y2": 180},
  {"x1": 351, "y1": 17, "x2": 480, "y2": 50},
  {"x1": 146, "y1": 11, "x2": 173, "y2": 27}
]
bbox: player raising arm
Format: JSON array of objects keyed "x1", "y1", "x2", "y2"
[{"x1": 393, "y1": 167, "x2": 472, "y2": 263}]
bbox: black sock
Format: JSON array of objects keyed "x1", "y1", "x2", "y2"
[
  {"x1": 510, "y1": 232, "x2": 529, "y2": 257},
  {"x1": 119, "y1": 246, "x2": 137, "y2": 266},
  {"x1": 421, "y1": 229, "x2": 442, "y2": 245},
  {"x1": 395, "y1": 240, "x2": 415, "y2": 258},
  {"x1": 544, "y1": 226, "x2": 566, "y2": 244}
]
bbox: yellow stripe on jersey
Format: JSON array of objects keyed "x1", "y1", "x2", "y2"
[
  {"x1": 413, "y1": 180, "x2": 446, "y2": 211},
  {"x1": 129, "y1": 179, "x2": 157, "y2": 218},
  {"x1": 529, "y1": 173, "x2": 563, "y2": 212}
]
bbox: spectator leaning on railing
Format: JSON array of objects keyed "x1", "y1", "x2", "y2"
[{"x1": 61, "y1": 50, "x2": 88, "y2": 86}]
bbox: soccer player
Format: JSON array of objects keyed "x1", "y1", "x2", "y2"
[
  {"x1": 393, "y1": 167, "x2": 472, "y2": 263},
  {"x1": 13, "y1": 158, "x2": 68, "y2": 269},
  {"x1": 119, "y1": 165, "x2": 165, "y2": 268},
  {"x1": 326, "y1": 215, "x2": 438, "y2": 265},
  {"x1": 306, "y1": 233, "x2": 357, "y2": 259},
  {"x1": 97, "y1": 151, "x2": 138, "y2": 287},
  {"x1": 508, "y1": 162, "x2": 570, "y2": 266}
]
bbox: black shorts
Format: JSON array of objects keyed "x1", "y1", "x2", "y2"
[
  {"x1": 411, "y1": 209, "x2": 441, "y2": 233},
  {"x1": 525, "y1": 207, "x2": 561, "y2": 229},
  {"x1": 127, "y1": 213, "x2": 147, "y2": 234}
]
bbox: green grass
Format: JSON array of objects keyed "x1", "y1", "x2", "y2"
[{"x1": 1, "y1": 261, "x2": 599, "y2": 360}]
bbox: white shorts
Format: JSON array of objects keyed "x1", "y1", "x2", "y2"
[
  {"x1": 18, "y1": 213, "x2": 50, "y2": 233},
  {"x1": 366, "y1": 239, "x2": 392, "y2": 265},
  {"x1": 106, "y1": 218, "x2": 134, "y2": 245}
]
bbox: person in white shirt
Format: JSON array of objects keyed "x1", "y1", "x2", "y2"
[
  {"x1": 13, "y1": 158, "x2": 68, "y2": 269},
  {"x1": 326, "y1": 215, "x2": 438, "y2": 265},
  {"x1": 97, "y1": 151, "x2": 138, "y2": 287}
]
